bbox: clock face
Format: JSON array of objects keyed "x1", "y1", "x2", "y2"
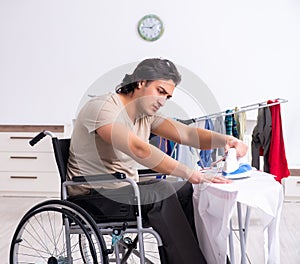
[{"x1": 137, "y1": 14, "x2": 164, "y2": 41}]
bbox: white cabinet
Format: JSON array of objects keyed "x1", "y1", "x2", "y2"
[{"x1": 0, "y1": 125, "x2": 65, "y2": 197}]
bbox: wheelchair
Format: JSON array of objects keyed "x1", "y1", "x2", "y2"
[{"x1": 9, "y1": 130, "x2": 165, "y2": 264}]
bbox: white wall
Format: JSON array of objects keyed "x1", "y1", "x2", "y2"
[{"x1": 0, "y1": 0, "x2": 299, "y2": 167}]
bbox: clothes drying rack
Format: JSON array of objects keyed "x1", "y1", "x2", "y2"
[{"x1": 177, "y1": 97, "x2": 288, "y2": 125}]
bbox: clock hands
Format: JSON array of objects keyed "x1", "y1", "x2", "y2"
[
  {"x1": 142, "y1": 24, "x2": 155, "y2": 29},
  {"x1": 143, "y1": 26, "x2": 153, "y2": 29},
  {"x1": 143, "y1": 24, "x2": 161, "y2": 31}
]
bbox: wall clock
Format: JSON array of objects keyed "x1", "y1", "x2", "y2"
[{"x1": 137, "y1": 14, "x2": 164, "y2": 41}]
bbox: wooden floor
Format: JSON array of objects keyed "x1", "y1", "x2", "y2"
[{"x1": 1, "y1": 196, "x2": 299, "y2": 264}]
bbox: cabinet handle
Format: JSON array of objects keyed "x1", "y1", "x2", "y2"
[
  {"x1": 10, "y1": 156, "x2": 37, "y2": 159},
  {"x1": 10, "y1": 136, "x2": 33, "y2": 140},
  {"x1": 10, "y1": 176, "x2": 38, "y2": 179}
]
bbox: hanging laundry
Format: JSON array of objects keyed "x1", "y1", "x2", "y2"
[
  {"x1": 234, "y1": 107, "x2": 247, "y2": 141},
  {"x1": 150, "y1": 135, "x2": 177, "y2": 158},
  {"x1": 149, "y1": 135, "x2": 178, "y2": 179},
  {"x1": 175, "y1": 119, "x2": 205, "y2": 172},
  {"x1": 158, "y1": 137, "x2": 168, "y2": 153},
  {"x1": 211, "y1": 115, "x2": 226, "y2": 162},
  {"x1": 267, "y1": 99, "x2": 290, "y2": 183},
  {"x1": 168, "y1": 140, "x2": 177, "y2": 159},
  {"x1": 225, "y1": 109, "x2": 239, "y2": 138},
  {"x1": 199, "y1": 118, "x2": 214, "y2": 167},
  {"x1": 251, "y1": 106, "x2": 272, "y2": 172},
  {"x1": 177, "y1": 144, "x2": 201, "y2": 171}
]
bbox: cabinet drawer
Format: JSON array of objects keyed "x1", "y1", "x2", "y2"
[
  {"x1": 0, "y1": 152, "x2": 58, "y2": 172},
  {"x1": 0, "y1": 132, "x2": 64, "y2": 152},
  {"x1": 283, "y1": 176, "x2": 300, "y2": 197},
  {"x1": 0, "y1": 171, "x2": 60, "y2": 193}
]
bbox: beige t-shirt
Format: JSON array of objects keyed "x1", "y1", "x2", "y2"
[{"x1": 67, "y1": 93, "x2": 164, "y2": 195}]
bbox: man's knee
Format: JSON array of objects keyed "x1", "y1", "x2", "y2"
[
  {"x1": 173, "y1": 181, "x2": 193, "y2": 200},
  {"x1": 139, "y1": 179, "x2": 177, "y2": 204}
]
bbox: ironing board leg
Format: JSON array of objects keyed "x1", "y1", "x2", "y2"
[
  {"x1": 228, "y1": 219, "x2": 235, "y2": 264},
  {"x1": 237, "y1": 202, "x2": 247, "y2": 264}
]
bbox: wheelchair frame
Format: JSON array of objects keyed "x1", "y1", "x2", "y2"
[{"x1": 9, "y1": 130, "x2": 164, "y2": 264}]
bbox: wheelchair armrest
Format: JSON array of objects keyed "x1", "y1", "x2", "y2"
[
  {"x1": 62, "y1": 173, "x2": 140, "y2": 205},
  {"x1": 138, "y1": 169, "x2": 165, "y2": 178},
  {"x1": 72, "y1": 172, "x2": 126, "y2": 183}
]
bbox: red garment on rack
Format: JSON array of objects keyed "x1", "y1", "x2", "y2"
[{"x1": 267, "y1": 100, "x2": 290, "y2": 182}]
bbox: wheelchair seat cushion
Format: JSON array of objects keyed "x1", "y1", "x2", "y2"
[{"x1": 67, "y1": 191, "x2": 137, "y2": 223}]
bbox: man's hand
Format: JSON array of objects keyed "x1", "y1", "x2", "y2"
[
  {"x1": 225, "y1": 136, "x2": 248, "y2": 157},
  {"x1": 188, "y1": 171, "x2": 232, "y2": 184}
]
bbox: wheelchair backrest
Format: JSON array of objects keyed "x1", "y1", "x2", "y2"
[{"x1": 52, "y1": 137, "x2": 71, "y2": 184}]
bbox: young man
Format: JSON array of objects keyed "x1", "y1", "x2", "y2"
[{"x1": 67, "y1": 58, "x2": 248, "y2": 263}]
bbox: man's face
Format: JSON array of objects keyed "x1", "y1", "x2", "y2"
[{"x1": 137, "y1": 79, "x2": 175, "y2": 116}]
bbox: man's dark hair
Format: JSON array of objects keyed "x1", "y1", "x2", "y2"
[{"x1": 116, "y1": 58, "x2": 181, "y2": 94}]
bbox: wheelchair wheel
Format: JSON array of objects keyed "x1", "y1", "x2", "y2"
[{"x1": 10, "y1": 200, "x2": 109, "y2": 264}]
